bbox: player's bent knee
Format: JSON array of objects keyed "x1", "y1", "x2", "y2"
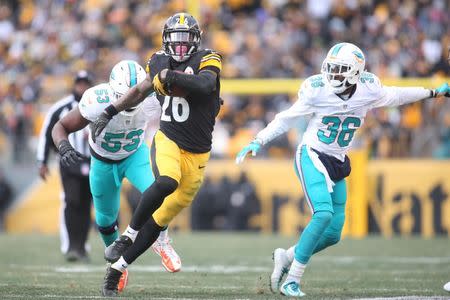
[
  {"x1": 95, "y1": 211, "x2": 118, "y2": 228},
  {"x1": 155, "y1": 176, "x2": 178, "y2": 195},
  {"x1": 312, "y1": 210, "x2": 333, "y2": 226},
  {"x1": 97, "y1": 220, "x2": 119, "y2": 235},
  {"x1": 326, "y1": 232, "x2": 341, "y2": 246}
]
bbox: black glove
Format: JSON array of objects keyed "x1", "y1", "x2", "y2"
[
  {"x1": 91, "y1": 106, "x2": 117, "y2": 142},
  {"x1": 58, "y1": 140, "x2": 85, "y2": 167}
]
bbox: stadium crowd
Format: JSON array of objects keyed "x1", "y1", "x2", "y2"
[{"x1": 0, "y1": 0, "x2": 449, "y2": 163}]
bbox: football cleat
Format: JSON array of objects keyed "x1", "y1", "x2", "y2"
[
  {"x1": 270, "y1": 248, "x2": 289, "y2": 293},
  {"x1": 102, "y1": 265, "x2": 122, "y2": 297},
  {"x1": 151, "y1": 238, "x2": 181, "y2": 273},
  {"x1": 280, "y1": 281, "x2": 306, "y2": 297},
  {"x1": 105, "y1": 235, "x2": 132, "y2": 263},
  {"x1": 117, "y1": 268, "x2": 128, "y2": 293}
]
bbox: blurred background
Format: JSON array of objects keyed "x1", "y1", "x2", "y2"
[{"x1": 0, "y1": 0, "x2": 449, "y2": 239}]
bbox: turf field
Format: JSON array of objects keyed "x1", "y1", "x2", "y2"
[{"x1": 0, "y1": 233, "x2": 449, "y2": 299}]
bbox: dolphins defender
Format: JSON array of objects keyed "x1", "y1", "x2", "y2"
[
  {"x1": 52, "y1": 60, "x2": 182, "y2": 292},
  {"x1": 236, "y1": 43, "x2": 450, "y2": 297}
]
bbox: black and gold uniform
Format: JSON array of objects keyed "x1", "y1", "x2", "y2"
[
  {"x1": 100, "y1": 13, "x2": 223, "y2": 294},
  {"x1": 145, "y1": 14, "x2": 222, "y2": 227},
  {"x1": 147, "y1": 49, "x2": 221, "y2": 153}
]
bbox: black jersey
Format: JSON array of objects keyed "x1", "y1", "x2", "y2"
[{"x1": 147, "y1": 49, "x2": 222, "y2": 153}]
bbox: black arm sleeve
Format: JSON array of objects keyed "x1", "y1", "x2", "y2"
[{"x1": 166, "y1": 69, "x2": 217, "y2": 95}]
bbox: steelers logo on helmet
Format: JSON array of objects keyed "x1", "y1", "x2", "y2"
[
  {"x1": 162, "y1": 13, "x2": 201, "y2": 62},
  {"x1": 321, "y1": 42, "x2": 366, "y2": 94}
]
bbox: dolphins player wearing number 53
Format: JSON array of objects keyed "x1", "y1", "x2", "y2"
[
  {"x1": 51, "y1": 60, "x2": 182, "y2": 293},
  {"x1": 236, "y1": 42, "x2": 450, "y2": 297}
]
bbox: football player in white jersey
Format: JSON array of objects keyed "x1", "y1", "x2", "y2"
[
  {"x1": 236, "y1": 43, "x2": 450, "y2": 297},
  {"x1": 52, "y1": 60, "x2": 182, "y2": 292}
]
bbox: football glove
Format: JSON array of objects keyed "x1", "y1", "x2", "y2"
[
  {"x1": 235, "y1": 140, "x2": 262, "y2": 164},
  {"x1": 152, "y1": 70, "x2": 170, "y2": 96},
  {"x1": 91, "y1": 110, "x2": 114, "y2": 142},
  {"x1": 58, "y1": 140, "x2": 85, "y2": 167},
  {"x1": 433, "y1": 83, "x2": 450, "y2": 97}
]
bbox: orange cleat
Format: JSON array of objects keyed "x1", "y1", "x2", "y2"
[
  {"x1": 117, "y1": 268, "x2": 128, "y2": 292},
  {"x1": 151, "y1": 238, "x2": 181, "y2": 273}
]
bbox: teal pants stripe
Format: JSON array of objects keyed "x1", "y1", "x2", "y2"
[
  {"x1": 90, "y1": 144, "x2": 154, "y2": 246},
  {"x1": 293, "y1": 145, "x2": 347, "y2": 264}
]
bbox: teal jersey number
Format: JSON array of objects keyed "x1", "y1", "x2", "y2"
[
  {"x1": 123, "y1": 130, "x2": 144, "y2": 152},
  {"x1": 101, "y1": 129, "x2": 144, "y2": 153},
  {"x1": 317, "y1": 116, "x2": 340, "y2": 144},
  {"x1": 317, "y1": 116, "x2": 361, "y2": 147},
  {"x1": 94, "y1": 89, "x2": 110, "y2": 103}
]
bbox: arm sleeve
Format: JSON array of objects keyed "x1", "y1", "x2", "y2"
[
  {"x1": 36, "y1": 104, "x2": 63, "y2": 164},
  {"x1": 371, "y1": 82, "x2": 432, "y2": 108},
  {"x1": 169, "y1": 70, "x2": 217, "y2": 95},
  {"x1": 256, "y1": 85, "x2": 314, "y2": 145},
  {"x1": 166, "y1": 51, "x2": 222, "y2": 95}
]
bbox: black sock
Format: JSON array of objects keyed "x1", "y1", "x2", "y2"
[
  {"x1": 123, "y1": 217, "x2": 163, "y2": 264},
  {"x1": 129, "y1": 176, "x2": 177, "y2": 230}
]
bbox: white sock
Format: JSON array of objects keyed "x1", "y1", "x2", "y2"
[
  {"x1": 123, "y1": 225, "x2": 138, "y2": 242},
  {"x1": 158, "y1": 227, "x2": 168, "y2": 240},
  {"x1": 284, "y1": 259, "x2": 306, "y2": 284},
  {"x1": 286, "y1": 245, "x2": 295, "y2": 263},
  {"x1": 111, "y1": 256, "x2": 128, "y2": 272}
]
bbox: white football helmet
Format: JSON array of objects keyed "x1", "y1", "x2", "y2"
[
  {"x1": 321, "y1": 42, "x2": 365, "y2": 94},
  {"x1": 109, "y1": 60, "x2": 147, "y2": 115}
]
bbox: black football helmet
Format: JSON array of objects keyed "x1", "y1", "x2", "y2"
[{"x1": 162, "y1": 13, "x2": 201, "y2": 62}]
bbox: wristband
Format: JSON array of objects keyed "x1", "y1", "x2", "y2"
[{"x1": 105, "y1": 104, "x2": 119, "y2": 117}]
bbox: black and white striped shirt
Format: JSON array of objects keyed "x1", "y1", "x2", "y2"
[{"x1": 36, "y1": 94, "x2": 90, "y2": 165}]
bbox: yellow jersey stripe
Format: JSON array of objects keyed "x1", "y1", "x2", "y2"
[
  {"x1": 201, "y1": 53, "x2": 221, "y2": 61},
  {"x1": 199, "y1": 58, "x2": 222, "y2": 71}
]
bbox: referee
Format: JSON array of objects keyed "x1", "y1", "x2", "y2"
[{"x1": 36, "y1": 71, "x2": 93, "y2": 262}]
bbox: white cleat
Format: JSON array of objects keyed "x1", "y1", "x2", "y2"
[
  {"x1": 444, "y1": 281, "x2": 450, "y2": 292},
  {"x1": 280, "y1": 280, "x2": 306, "y2": 297},
  {"x1": 270, "y1": 248, "x2": 290, "y2": 293},
  {"x1": 151, "y1": 237, "x2": 181, "y2": 273}
]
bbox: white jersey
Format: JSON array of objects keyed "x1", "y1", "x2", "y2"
[
  {"x1": 79, "y1": 83, "x2": 161, "y2": 161},
  {"x1": 256, "y1": 72, "x2": 432, "y2": 160}
]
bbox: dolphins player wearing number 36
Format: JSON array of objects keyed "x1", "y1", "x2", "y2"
[{"x1": 236, "y1": 42, "x2": 450, "y2": 297}]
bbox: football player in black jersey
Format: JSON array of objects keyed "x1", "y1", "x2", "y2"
[{"x1": 90, "y1": 13, "x2": 222, "y2": 296}]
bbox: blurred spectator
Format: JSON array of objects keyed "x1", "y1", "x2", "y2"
[
  {"x1": 0, "y1": 169, "x2": 13, "y2": 231},
  {"x1": 0, "y1": 0, "x2": 448, "y2": 162},
  {"x1": 192, "y1": 172, "x2": 260, "y2": 231}
]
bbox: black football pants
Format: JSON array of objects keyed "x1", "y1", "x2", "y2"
[{"x1": 60, "y1": 166, "x2": 92, "y2": 254}]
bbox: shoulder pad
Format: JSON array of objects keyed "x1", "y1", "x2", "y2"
[
  {"x1": 298, "y1": 74, "x2": 324, "y2": 103},
  {"x1": 359, "y1": 72, "x2": 383, "y2": 95},
  {"x1": 199, "y1": 49, "x2": 222, "y2": 71}
]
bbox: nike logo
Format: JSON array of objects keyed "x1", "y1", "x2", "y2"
[{"x1": 198, "y1": 165, "x2": 205, "y2": 169}]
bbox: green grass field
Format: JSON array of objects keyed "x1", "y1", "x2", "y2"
[{"x1": 0, "y1": 233, "x2": 449, "y2": 299}]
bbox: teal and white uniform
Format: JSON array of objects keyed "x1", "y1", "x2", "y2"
[
  {"x1": 79, "y1": 83, "x2": 161, "y2": 245},
  {"x1": 256, "y1": 72, "x2": 432, "y2": 263}
]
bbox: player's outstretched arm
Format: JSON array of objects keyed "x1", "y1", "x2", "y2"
[
  {"x1": 52, "y1": 107, "x2": 90, "y2": 167},
  {"x1": 374, "y1": 82, "x2": 449, "y2": 108},
  {"x1": 91, "y1": 74, "x2": 154, "y2": 141}
]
